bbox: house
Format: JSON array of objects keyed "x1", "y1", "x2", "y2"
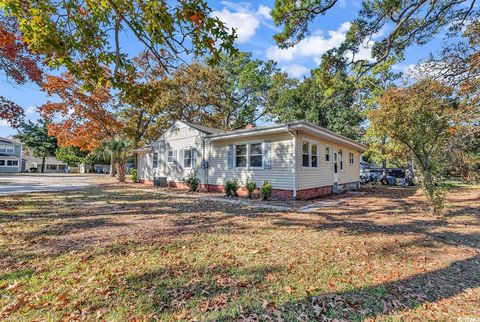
[
  {"x1": 25, "y1": 156, "x2": 69, "y2": 173},
  {"x1": 0, "y1": 137, "x2": 24, "y2": 173},
  {"x1": 79, "y1": 163, "x2": 110, "y2": 174},
  {"x1": 135, "y1": 120, "x2": 367, "y2": 200}
]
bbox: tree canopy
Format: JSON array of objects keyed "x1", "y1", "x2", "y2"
[
  {"x1": 272, "y1": 0, "x2": 479, "y2": 75},
  {"x1": 1, "y1": 0, "x2": 237, "y2": 87}
]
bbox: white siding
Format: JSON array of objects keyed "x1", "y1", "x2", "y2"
[
  {"x1": 137, "y1": 122, "x2": 206, "y2": 183},
  {"x1": 296, "y1": 133, "x2": 361, "y2": 190},
  {"x1": 207, "y1": 132, "x2": 294, "y2": 190}
]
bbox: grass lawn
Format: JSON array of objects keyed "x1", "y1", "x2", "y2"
[{"x1": 1, "y1": 184, "x2": 479, "y2": 321}]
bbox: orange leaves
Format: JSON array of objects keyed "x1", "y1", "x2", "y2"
[{"x1": 39, "y1": 73, "x2": 122, "y2": 151}]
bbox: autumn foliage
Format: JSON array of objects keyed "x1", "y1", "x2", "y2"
[
  {"x1": 0, "y1": 17, "x2": 43, "y2": 127},
  {"x1": 40, "y1": 74, "x2": 122, "y2": 151}
]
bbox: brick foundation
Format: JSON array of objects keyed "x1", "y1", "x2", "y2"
[
  {"x1": 138, "y1": 180, "x2": 334, "y2": 200},
  {"x1": 296, "y1": 185, "x2": 333, "y2": 200}
]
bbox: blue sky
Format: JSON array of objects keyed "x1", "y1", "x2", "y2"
[{"x1": 0, "y1": 0, "x2": 444, "y2": 137}]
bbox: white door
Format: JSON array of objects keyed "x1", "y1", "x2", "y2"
[{"x1": 333, "y1": 150, "x2": 339, "y2": 183}]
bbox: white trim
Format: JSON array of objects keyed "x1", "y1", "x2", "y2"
[
  {"x1": 325, "y1": 145, "x2": 331, "y2": 163},
  {"x1": 301, "y1": 139, "x2": 319, "y2": 169},
  {"x1": 183, "y1": 147, "x2": 193, "y2": 169},
  {"x1": 233, "y1": 141, "x2": 264, "y2": 170},
  {"x1": 167, "y1": 149, "x2": 174, "y2": 164},
  {"x1": 287, "y1": 126, "x2": 297, "y2": 198},
  {"x1": 292, "y1": 124, "x2": 366, "y2": 151}
]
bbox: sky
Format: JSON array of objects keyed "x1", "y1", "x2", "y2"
[{"x1": 0, "y1": 0, "x2": 446, "y2": 137}]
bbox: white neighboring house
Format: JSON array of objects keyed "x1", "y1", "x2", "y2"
[
  {"x1": 0, "y1": 137, "x2": 23, "y2": 173},
  {"x1": 135, "y1": 120, "x2": 367, "y2": 200},
  {"x1": 25, "y1": 156, "x2": 69, "y2": 173},
  {"x1": 78, "y1": 163, "x2": 110, "y2": 174}
]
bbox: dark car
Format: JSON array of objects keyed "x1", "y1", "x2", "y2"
[
  {"x1": 381, "y1": 168, "x2": 406, "y2": 185},
  {"x1": 28, "y1": 167, "x2": 39, "y2": 173},
  {"x1": 361, "y1": 168, "x2": 383, "y2": 183}
]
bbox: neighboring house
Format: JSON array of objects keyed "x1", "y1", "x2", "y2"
[
  {"x1": 79, "y1": 163, "x2": 110, "y2": 174},
  {"x1": 136, "y1": 120, "x2": 367, "y2": 200},
  {"x1": 25, "y1": 156, "x2": 68, "y2": 173},
  {"x1": 0, "y1": 137, "x2": 24, "y2": 173}
]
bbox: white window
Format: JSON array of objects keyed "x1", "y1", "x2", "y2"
[
  {"x1": 302, "y1": 141, "x2": 309, "y2": 167},
  {"x1": 0, "y1": 145, "x2": 14, "y2": 153},
  {"x1": 0, "y1": 160, "x2": 4, "y2": 166},
  {"x1": 325, "y1": 146, "x2": 330, "y2": 162},
  {"x1": 7, "y1": 160, "x2": 18, "y2": 166},
  {"x1": 349, "y1": 152, "x2": 355, "y2": 165},
  {"x1": 249, "y1": 143, "x2": 263, "y2": 168},
  {"x1": 302, "y1": 140, "x2": 318, "y2": 168},
  {"x1": 183, "y1": 148, "x2": 192, "y2": 168},
  {"x1": 339, "y1": 150, "x2": 344, "y2": 171},
  {"x1": 235, "y1": 143, "x2": 263, "y2": 168},
  {"x1": 235, "y1": 144, "x2": 247, "y2": 168},
  {"x1": 167, "y1": 149, "x2": 174, "y2": 164},
  {"x1": 311, "y1": 143, "x2": 318, "y2": 167},
  {"x1": 153, "y1": 152, "x2": 158, "y2": 168}
]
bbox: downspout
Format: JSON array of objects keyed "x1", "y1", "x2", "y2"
[{"x1": 287, "y1": 125, "x2": 297, "y2": 199}]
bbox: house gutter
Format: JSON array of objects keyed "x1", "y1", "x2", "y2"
[{"x1": 286, "y1": 125, "x2": 297, "y2": 199}]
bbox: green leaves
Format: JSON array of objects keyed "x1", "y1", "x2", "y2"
[{"x1": 2, "y1": 0, "x2": 237, "y2": 89}]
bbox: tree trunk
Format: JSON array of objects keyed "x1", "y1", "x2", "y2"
[
  {"x1": 41, "y1": 156, "x2": 46, "y2": 173},
  {"x1": 90, "y1": 162, "x2": 95, "y2": 173},
  {"x1": 116, "y1": 160, "x2": 126, "y2": 183},
  {"x1": 110, "y1": 155, "x2": 115, "y2": 177}
]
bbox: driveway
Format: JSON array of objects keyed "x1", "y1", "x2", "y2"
[{"x1": 0, "y1": 173, "x2": 116, "y2": 195}]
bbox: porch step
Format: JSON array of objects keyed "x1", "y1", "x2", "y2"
[{"x1": 333, "y1": 183, "x2": 346, "y2": 194}]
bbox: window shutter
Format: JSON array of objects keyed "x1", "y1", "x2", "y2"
[
  {"x1": 227, "y1": 144, "x2": 234, "y2": 169},
  {"x1": 174, "y1": 149, "x2": 178, "y2": 164},
  {"x1": 263, "y1": 141, "x2": 271, "y2": 169},
  {"x1": 192, "y1": 148, "x2": 197, "y2": 169}
]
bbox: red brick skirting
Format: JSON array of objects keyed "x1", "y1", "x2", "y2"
[
  {"x1": 296, "y1": 185, "x2": 333, "y2": 200},
  {"x1": 138, "y1": 180, "x2": 333, "y2": 200}
]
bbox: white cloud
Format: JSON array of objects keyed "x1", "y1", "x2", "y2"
[
  {"x1": 257, "y1": 5, "x2": 272, "y2": 20},
  {"x1": 281, "y1": 64, "x2": 309, "y2": 78},
  {"x1": 24, "y1": 105, "x2": 37, "y2": 116},
  {"x1": 212, "y1": 8, "x2": 260, "y2": 43},
  {"x1": 345, "y1": 40, "x2": 374, "y2": 62},
  {"x1": 266, "y1": 22, "x2": 351, "y2": 63},
  {"x1": 0, "y1": 120, "x2": 9, "y2": 127}
]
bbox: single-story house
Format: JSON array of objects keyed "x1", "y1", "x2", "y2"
[
  {"x1": 0, "y1": 137, "x2": 24, "y2": 173},
  {"x1": 135, "y1": 120, "x2": 367, "y2": 199},
  {"x1": 79, "y1": 163, "x2": 110, "y2": 174},
  {"x1": 25, "y1": 156, "x2": 69, "y2": 173}
]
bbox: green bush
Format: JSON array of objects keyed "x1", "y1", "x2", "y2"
[
  {"x1": 225, "y1": 179, "x2": 240, "y2": 197},
  {"x1": 183, "y1": 172, "x2": 200, "y2": 192},
  {"x1": 245, "y1": 180, "x2": 257, "y2": 198},
  {"x1": 260, "y1": 181, "x2": 273, "y2": 200},
  {"x1": 130, "y1": 168, "x2": 137, "y2": 182}
]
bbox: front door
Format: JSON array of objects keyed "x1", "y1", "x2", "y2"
[{"x1": 333, "y1": 150, "x2": 338, "y2": 183}]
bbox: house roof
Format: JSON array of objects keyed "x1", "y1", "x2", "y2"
[
  {"x1": 180, "y1": 121, "x2": 226, "y2": 135},
  {"x1": 206, "y1": 120, "x2": 367, "y2": 151},
  {"x1": 0, "y1": 137, "x2": 21, "y2": 145},
  {"x1": 135, "y1": 119, "x2": 367, "y2": 152}
]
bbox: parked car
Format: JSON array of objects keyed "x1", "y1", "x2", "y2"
[
  {"x1": 361, "y1": 168, "x2": 382, "y2": 183},
  {"x1": 28, "y1": 167, "x2": 39, "y2": 173},
  {"x1": 381, "y1": 168, "x2": 406, "y2": 185}
]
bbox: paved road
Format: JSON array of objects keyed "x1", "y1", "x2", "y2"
[{"x1": 0, "y1": 173, "x2": 116, "y2": 195}]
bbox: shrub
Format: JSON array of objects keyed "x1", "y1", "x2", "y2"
[
  {"x1": 130, "y1": 168, "x2": 137, "y2": 183},
  {"x1": 245, "y1": 180, "x2": 257, "y2": 198},
  {"x1": 260, "y1": 181, "x2": 273, "y2": 200},
  {"x1": 225, "y1": 179, "x2": 240, "y2": 197},
  {"x1": 183, "y1": 171, "x2": 200, "y2": 192}
]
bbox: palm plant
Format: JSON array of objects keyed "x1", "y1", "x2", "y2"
[{"x1": 96, "y1": 138, "x2": 133, "y2": 183}]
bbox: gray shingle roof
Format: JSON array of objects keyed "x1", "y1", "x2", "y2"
[{"x1": 181, "y1": 121, "x2": 226, "y2": 135}]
